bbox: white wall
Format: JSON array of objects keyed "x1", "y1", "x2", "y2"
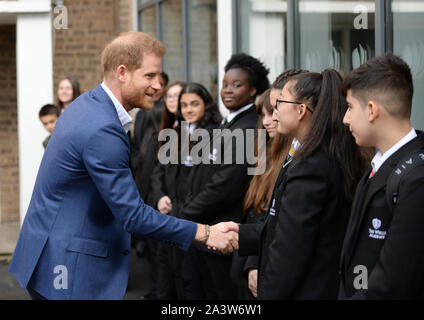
[
  {"x1": 14, "y1": 0, "x2": 53, "y2": 225},
  {"x1": 217, "y1": 0, "x2": 234, "y2": 118}
]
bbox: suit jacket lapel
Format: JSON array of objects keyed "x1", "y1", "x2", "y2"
[{"x1": 94, "y1": 84, "x2": 130, "y2": 141}]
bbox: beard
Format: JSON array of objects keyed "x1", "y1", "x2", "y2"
[{"x1": 121, "y1": 81, "x2": 154, "y2": 110}]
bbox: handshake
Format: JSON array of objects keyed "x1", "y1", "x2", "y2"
[{"x1": 195, "y1": 222, "x2": 239, "y2": 254}]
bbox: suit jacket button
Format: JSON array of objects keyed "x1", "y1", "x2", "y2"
[{"x1": 123, "y1": 250, "x2": 130, "y2": 255}]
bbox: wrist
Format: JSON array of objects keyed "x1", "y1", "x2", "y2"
[
  {"x1": 195, "y1": 223, "x2": 210, "y2": 244},
  {"x1": 204, "y1": 224, "x2": 210, "y2": 245}
]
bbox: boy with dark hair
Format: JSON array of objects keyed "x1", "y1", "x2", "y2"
[
  {"x1": 340, "y1": 52, "x2": 424, "y2": 299},
  {"x1": 38, "y1": 104, "x2": 60, "y2": 149}
]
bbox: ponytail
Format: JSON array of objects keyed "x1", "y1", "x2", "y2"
[{"x1": 289, "y1": 69, "x2": 364, "y2": 199}]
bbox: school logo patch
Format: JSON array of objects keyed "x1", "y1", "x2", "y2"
[
  {"x1": 369, "y1": 218, "x2": 386, "y2": 240},
  {"x1": 372, "y1": 218, "x2": 381, "y2": 230}
]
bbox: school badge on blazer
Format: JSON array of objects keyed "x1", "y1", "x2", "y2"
[{"x1": 369, "y1": 218, "x2": 386, "y2": 240}]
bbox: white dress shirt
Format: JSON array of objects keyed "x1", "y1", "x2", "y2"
[
  {"x1": 224, "y1": 103, "x2": 254, "y2": 125},
  {"x1": 371, "y1": 128, "x2": 417, "y2": 174},
  {"x1": 101, "y1": 82, "x2": 133, "y2": 133}
]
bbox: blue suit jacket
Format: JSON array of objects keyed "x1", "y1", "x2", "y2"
[{"x1": 9, "y1": 84, "x2": 197, "y2": 299}]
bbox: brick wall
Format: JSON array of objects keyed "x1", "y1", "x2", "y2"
[
  {"x1": 52, "y1": 0, "x2": 134, "y2": 97},
  {"x1": 0, "y1": 25, "x2": 19, "y2": 223}
]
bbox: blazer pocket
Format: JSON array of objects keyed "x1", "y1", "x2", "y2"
[{"x1": 67, "y1": 237, "x2": 109, "y2": 258}]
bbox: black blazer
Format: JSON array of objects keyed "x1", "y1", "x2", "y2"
[
  {"x1": 130, "y1": 102, "x2": 164, "y2": 204},
  {"x1": 230, "y1": 205, "x2": 266, "y2": 299},
  {"x1": 239, "y1": 149, "x2": 350, "y2": 299},
  {"x1": 339, "y1": 132, "x2": 424, "y2": 299},
  {"x1": 150, "y1": 122, "x2": 219, "y2": 216},
  {"x1": 179, "y1": 105, "x2": 258, "y2": 226}
]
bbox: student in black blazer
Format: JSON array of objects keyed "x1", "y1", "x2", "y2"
[
  {"x1": 238, "y1": 69, "x2": 365, "y2": 299},
  {"x1": 179, "y1": 53, "x2": 270, "y2": 299},
  {"x1": 340, "y1": 53, "x2": 424, "y2": 299},
  {"x1": 152, "y1": 82, "x2": 222, "y2": 299},
  {"x1": 231, "y1": 70, "x2": 311, "y2": 299},
  {"x1": 148, "y1": 81, "x2": 185, "y2": 299}
]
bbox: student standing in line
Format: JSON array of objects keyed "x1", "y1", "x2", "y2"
[
  {"x1": 238, "y1": 68, "x2": 365, "y2": 299},
  {"x1": 150, "y1": 81, "x2": 187, "y2": 215},
  {"x1": 339, "y1": 53, "x2": 424, "y2": 299},
  {"x1": 179, "y1": 53, "x2": 270, "y2": 300},
  {"x1": 232, "y1": 69, "x2": 309, "y2": 299},
  {"x1": 229, "y1": 88, "x2": 289, "y2": 299},
  {"x1": 154, "y1": 82, "x2": 222, "y2": 299}
]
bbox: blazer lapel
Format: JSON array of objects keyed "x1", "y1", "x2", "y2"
[
  {"x1": 93, "y1": 84, "x2": 130, "y2": 140},
  {"x1": 223, "y1": 105, "x2": 255, "y2": 129}
]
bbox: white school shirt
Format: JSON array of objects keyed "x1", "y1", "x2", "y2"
[
  {"x1": 224, "y1": 103, "x2": 254, "y2": 125},
  {"x1": 371, "y1": 128, "x2": 417, "y2": 174}
]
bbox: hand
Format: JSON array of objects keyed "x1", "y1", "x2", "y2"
[
  {"x1": 158, "y1": 196, "x2": 172, "y2": 214},
  {"x1": 248, "y1": 269, "x2": 258, "y2": 298},
  {"x1": 206, "y1": 222, "x2": 239, "y2": 254}
]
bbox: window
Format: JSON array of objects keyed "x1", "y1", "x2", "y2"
[
  {"x1": 298, "y1": 0, "x2": 375, "y2": 76},
  {"x1": 392, "y1": 0, "x2": 424, "y2": 129},
  {"x1": 236, "y1": 0, "x2": 288, "y2": 83},
  {"x1": 138, "y1": 0, "x2": 218, "y2": 97},
  {"x1": 187, "y1": 0, "x2": 218, "y2": 96}
]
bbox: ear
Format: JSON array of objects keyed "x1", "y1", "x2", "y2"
[
  {"x1": 249, "y1": 87, "x2": 257, "y2": 100},
  {"x1": 367, "y1": 100, "x2": 380, "y2": 123},
  {"x1": 115, "y1": 65, "x2": 128, "y2": 83},
  {"x1": 297, "y1": 104, "x2": 308, "y2": 121}
]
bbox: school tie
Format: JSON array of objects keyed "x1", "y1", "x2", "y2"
[
  {"x1": 283, "y1": 139, "x2": 300, "y2": 167},
  {"x1": 220, "y1": 118, "x2": 228, "y2": 129}
]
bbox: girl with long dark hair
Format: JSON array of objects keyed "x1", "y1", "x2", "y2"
[{"x1": 152, "y1": 82, "x2": 222, "y2": 299}]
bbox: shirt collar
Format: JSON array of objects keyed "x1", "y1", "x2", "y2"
[
  {"x1": 371, "y1": 128, "x2": 417, "y2": 174},
  {"x1": 225, "y1": 103, "x2": 254, "y2": 124},
  {"x1": 101, "y1": 82, "x2": 133, "y2": 133}
]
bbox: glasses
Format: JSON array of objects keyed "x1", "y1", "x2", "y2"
[{"x1": 275, "y1": 99, "x2": 314, "y2": 114}]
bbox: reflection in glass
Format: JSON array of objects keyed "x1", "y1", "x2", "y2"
[
  {"x1": 163, "y1": 0, "x2": 184, "y2": 83},
  {"x1": 140, "y1": 5, "x2": 157, "y2": 39},
  {"x1": 298, "y1": 0, "x2": 375, "y2": 76},
  {"x1": 237, "y1": 0, "x2": 287, "y2": 83},
  {"x1": 188, "y1": 0, "x2": 218, "y2": 98},
  {"x1": 392, "y1": 0, "x2": 424, "y2": 129}
]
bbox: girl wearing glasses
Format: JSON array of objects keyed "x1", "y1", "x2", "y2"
[{"x1": 238, "y1": 69, "x2": 365, "y2": 299}]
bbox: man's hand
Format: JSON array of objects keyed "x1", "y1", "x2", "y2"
[
  {"x1": 194, "y1": 222, "x2": 239, "y2": 254},
  {"x1": 248, "y1": 269, "x2": 258, "y2": 298},
  {"x1": 157, "y1": 196, "x2": 172, "y2": 214},
  {"x1": 207, "y1": 222, "x2": 239, "y2": 254}
]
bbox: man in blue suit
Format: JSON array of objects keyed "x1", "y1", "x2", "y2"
[{"x1": 9, "y1": 32, "x2": 239, "y2": 300}]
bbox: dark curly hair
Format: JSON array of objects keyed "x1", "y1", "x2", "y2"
[{"x1": 224, "y1": 53, "x2": 270, "y2": 97}]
